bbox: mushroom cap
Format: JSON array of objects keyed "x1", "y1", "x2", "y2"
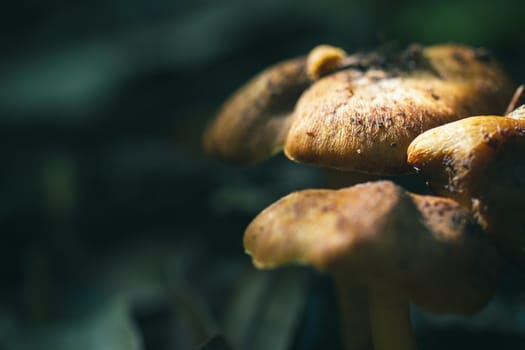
[
  {"x1": 285, "y1": 45, "x2": 515, "y2": 174},
  {"x1": 407, "y1": 115, "x2": 525, "y2": 266},
  {"x1": 245, "y1": 181, "x2": 419, "y2": 271},
  {"x1": 244, "y1": 181, "x2": 500, "y2": 314},
  {"x1": 203, "y1": 56, "x2": 310, "y2": 164}
]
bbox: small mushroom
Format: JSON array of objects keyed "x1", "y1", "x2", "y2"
[
  {"x1": 306, "y1": 44, "x2": 347, "y2": 80},
  {"x1": 245, "y1": 181, "x2": 500, "y2": 350},
  {"x1": 407, "y1": 107, "x2": 525, "y2": 267}
]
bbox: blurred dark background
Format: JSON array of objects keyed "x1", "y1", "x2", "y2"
[{"x1": 1, "y1": 0, "x2": 524, "y2": 349}]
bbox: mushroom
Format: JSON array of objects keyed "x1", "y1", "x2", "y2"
[
  {"x1": 306, "y1": 44, "x2": 347, "y2": 80},
  {"x1": 407, "y1": 105, "x2": 525, "y2": 267},
  {"x1": 204, "y1": 44, "x2": 515, "y2": 175},
  {"x1": 203, "y1": 56, "x2": 311, "y2": 164},
  {"x1": 245, "y1": 181, "x2": 500, "y2": 350}
]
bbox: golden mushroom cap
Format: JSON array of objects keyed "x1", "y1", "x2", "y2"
[
  {"x1": 284, "y1": 44, "x2": 515, "y2": 174},
  {"x1": 407, "y1": 115, "x2": 525, "y2": 267},
  {"x1": 244, "y1": 181, "x2": 500, "y2": 314},
  {"x1": 306, "y1": 44, "x2": 347, "y2": 80}
]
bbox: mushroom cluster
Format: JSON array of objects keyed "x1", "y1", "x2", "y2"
[
  {"x1": 203, "y1": 43, "x2": 520, "y2": 349},
  {"x1": 204, "y1": 43, "x2": 514, "y2": 174}
]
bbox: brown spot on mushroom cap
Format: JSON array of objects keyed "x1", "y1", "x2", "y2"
[
  {"x1": 244, "y1": 181, "x2": 500, "y2": 315},
  {"x1": 284, "y1": 44, "x2": 515, "y2": 174},
  {"x1": 407, "y1": 115, "x2": 525, "y2": 267},
  {"x1": 203, "y1": 56, "x2": 310, "y2": 164}
]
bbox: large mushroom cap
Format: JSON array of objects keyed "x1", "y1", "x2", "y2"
[
  {"x1": 285, "y1": 45, "x2": 515, "y2": 174},
  {"x1": 245, "y1": 181, "x2": 500, "y2": 314},
  {"x1": 407, "y1": 114, "x2": 525, "y2": 266},
  {"x1": 306, "y1": 44, "x2": 347, "y2": 80}
]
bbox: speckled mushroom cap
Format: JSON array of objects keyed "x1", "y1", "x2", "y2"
[
  {"x1": 244, "y1": 181, "x2": 500, "y2": 314},
  {"x1": 285, "y1": 44, "x2": 515, "y2": 174},
  {"x1": 407, "y1": 112, "x2": 525, "y2": 266}
]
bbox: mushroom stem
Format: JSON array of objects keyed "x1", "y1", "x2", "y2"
[
  {"x1": 334, "y1": 276, "x2": 373, "y2": 350},
  {"x1": 368, "y1": 287, "x2": 417, "y2": 350}
]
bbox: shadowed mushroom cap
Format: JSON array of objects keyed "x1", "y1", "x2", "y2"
[
  {"x1": 203, "y1": 56, "x2": 310, "y2": 164},
  {"x1": 407, "y1": 114, "x2": 525, "y2": 266},
  {"x1": 244, "y1": 181, "x2": 500, "y2": 314},
  {"x1": 285, "y1": 44, "x2": 515, "y2": 174}
]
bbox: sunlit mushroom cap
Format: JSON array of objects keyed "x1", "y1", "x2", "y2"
[
  {"x1": 244, "y1": 181, "x2": 500, "y2": 314},
  {"x1": 407, "y1": 114, "x2": 525, "y2": 266},
  {"x1": 285, "y1": 45, "x2": 514, "y2": 174}
]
